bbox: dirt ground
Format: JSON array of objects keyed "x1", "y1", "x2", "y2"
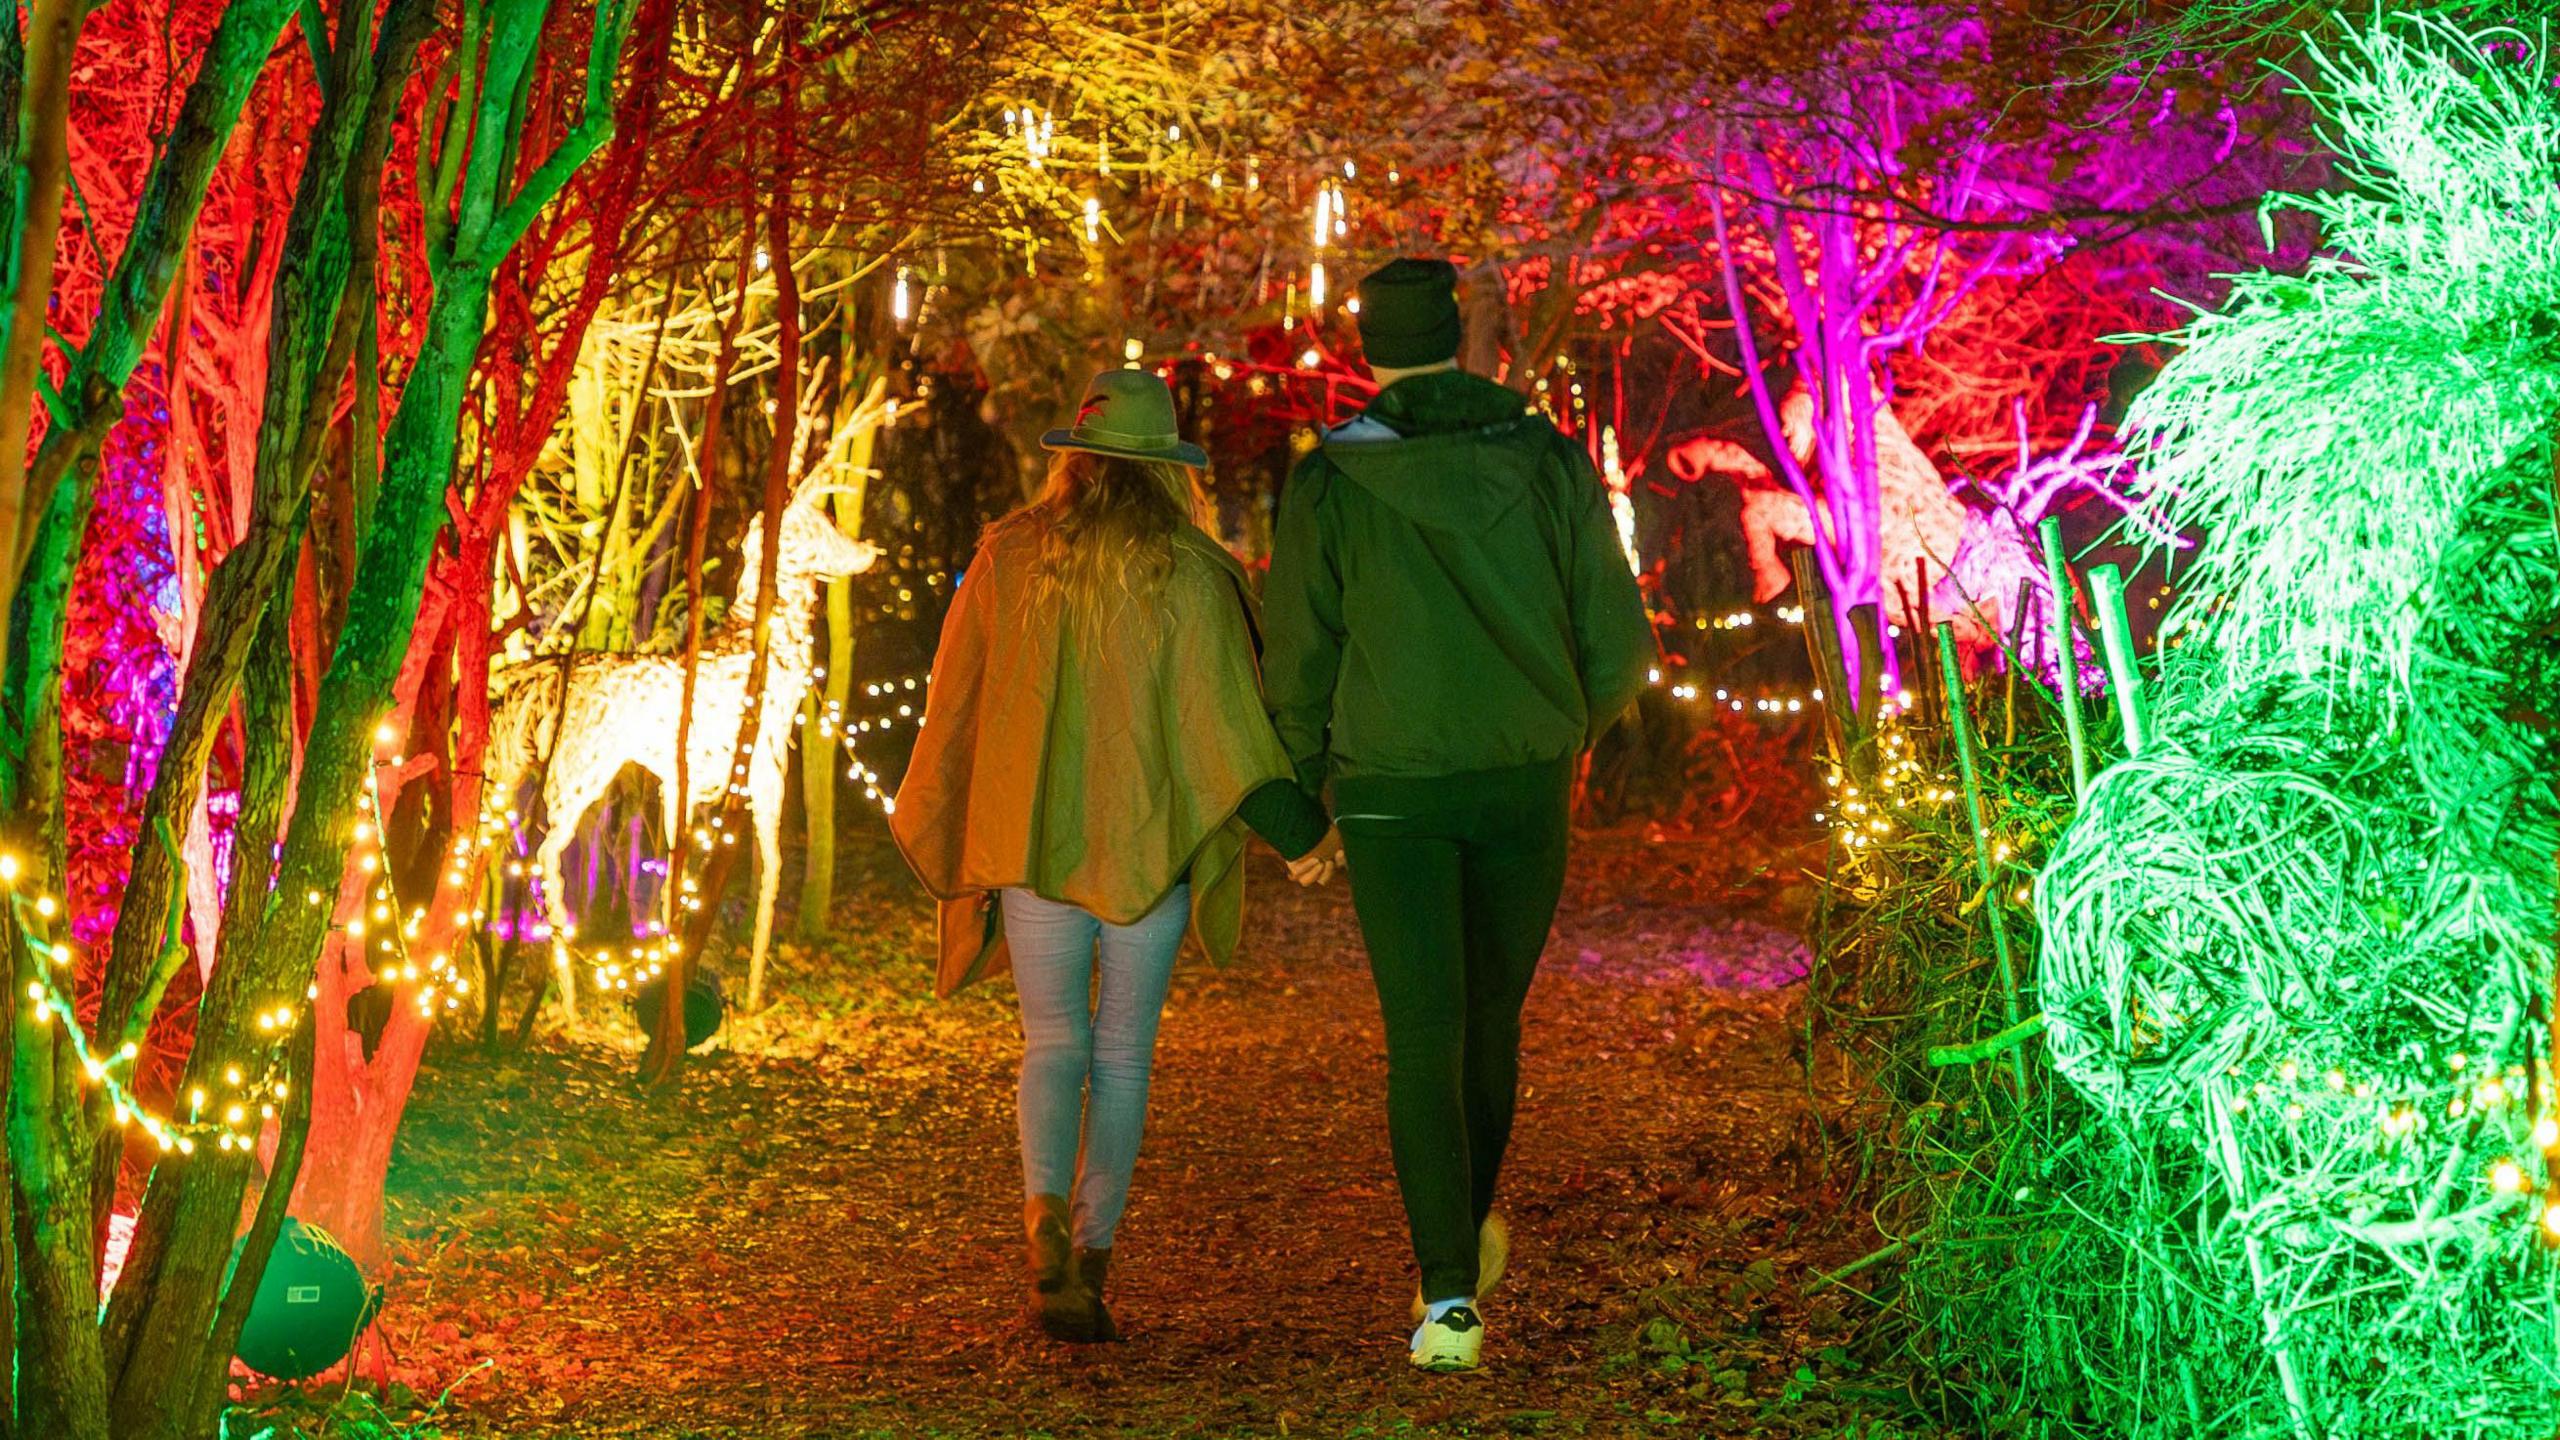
[{"x1": 250, "y1": 824, "x2": 1949, "y2": 1440}]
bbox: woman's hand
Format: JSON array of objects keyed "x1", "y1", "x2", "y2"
[{"x1": 1287, "y1": 825, "x2": 1346, "y2": 887}]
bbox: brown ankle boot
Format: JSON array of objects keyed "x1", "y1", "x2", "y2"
[
  {"x1": 1024, "y1": 1196, "x2": 1071, "y2": 1300},
  {"x1": 1029, "y1": 1197, "x2": 1103, "y2": 1340},
  {"x1": 1070, "y1": 1246, "x2": 1119, "y2": 1343}
]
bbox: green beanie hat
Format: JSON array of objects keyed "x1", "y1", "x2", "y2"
[{"x1": 1355, "y1": 258, "x2": 1462, "y2": 368}]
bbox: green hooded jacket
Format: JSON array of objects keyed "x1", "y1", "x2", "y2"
[{"x1": 1262, "y1": 369, "x2": 1656, "y2": 790}]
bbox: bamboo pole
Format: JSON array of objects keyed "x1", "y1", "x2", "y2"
[
  {"x1": 2005, "y1": 576, "x2": 2032, "y2": 749},
  {"x1": 1937, "y1": 621, "x2": 2029, "y2": 1094},
  {"x1": 1911, "y1": 557, "x2": 1939, "y2": 732},
  {"x1": 1849, "y1": 602, "x2": 1885, "y2": 721},
  {"x1": 2207, "y1": 1078, "x2": 2322, "y2": 1440},
  {"x1": 2037, "y1": 516, "x2": 2091, "y2": 793},
  {"x1": 1790, "y1": 548, "x2": 1857, "y2": 764},
  {"x1": 2087, "y1": 562, "x2": 2151, "y2": 757}
]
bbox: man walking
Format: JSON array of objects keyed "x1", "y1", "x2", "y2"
[{"x1": 1263, "y1": 258, "x2": 1654, "y2": 1372}]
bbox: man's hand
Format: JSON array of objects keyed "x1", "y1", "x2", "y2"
[{"x1": 1286, "y1": 825, "x2": 1346, "y2": 887}]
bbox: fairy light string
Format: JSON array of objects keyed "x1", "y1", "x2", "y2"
[
  {"x1": 350, "y1": 719, "x2": 492, "y2": 1022},
  {"x1": 1, "y1": 709, "x2": 527, "y2": 1157},
  {"x1": 7, "y1": 861, "x2": 290, "y2": 1156}
]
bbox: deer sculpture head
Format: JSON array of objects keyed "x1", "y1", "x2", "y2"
[{"x1": 734, "y1": 482, "x2": 880, "y2": 616}]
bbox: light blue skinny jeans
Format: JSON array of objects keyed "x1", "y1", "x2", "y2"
[{"x1": 1001, "y1": 884, "x2": 1189, "y2": 1250}]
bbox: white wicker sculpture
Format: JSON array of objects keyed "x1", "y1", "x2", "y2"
[
  {"x1": 486, "y1": 481, "x2": 878, "y2": 1009},
  {"x1": 1667, "y1": 393, "x2": 2170, "y2": 659}
]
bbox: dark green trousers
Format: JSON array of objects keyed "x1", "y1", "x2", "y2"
[{"x1": 1335, "y1": 756, "x2": 1573, "y2": 1303}]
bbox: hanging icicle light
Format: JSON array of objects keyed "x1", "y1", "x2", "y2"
[
  {"x1": 1083, "y1": 197, "x2": 1101, "y2": 244},
  {"x1": 1309, "y1": 261, "x2": 1327, "y2": 309},
  {"x1": 892, "y1": 266, "x2": 911, "y2": 323},
  {"x1": 1602, "y1": 426, "x2": 1640, "y2": 577},
  {"x1": 1021, "y1": 108, "x2": 1047, "y2": 171}
]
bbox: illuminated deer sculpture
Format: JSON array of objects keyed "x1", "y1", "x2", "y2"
[{"x1": 486, "y1": 480, "x2": 878, "y2": 1011}]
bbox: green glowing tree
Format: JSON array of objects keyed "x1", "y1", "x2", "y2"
[{"x1": 97, "y1": 0, "x2": 438, "y2": 1283}]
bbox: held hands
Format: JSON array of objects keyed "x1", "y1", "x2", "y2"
[{"x1": 1286, "y1": 825, "x2": 1347, "y2": 887}]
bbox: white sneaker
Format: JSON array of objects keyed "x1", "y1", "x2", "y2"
[{"x1": 1409, "y1": 1304, "x2": 1485, "y2": 1372}]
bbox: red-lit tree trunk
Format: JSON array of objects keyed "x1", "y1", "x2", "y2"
[
  {"x1": 0, "y1": 3, "x2": 316, "y2": 1433},
  {"x1": 293, "y1": 0, "x2": 682, "y2": 1266},
  {"x1": 646, "y1": 121, "x2": 797, "y2": 1082},
  {"x1": 44, "y1": 4, "x2": 636, "y2": 1436}
]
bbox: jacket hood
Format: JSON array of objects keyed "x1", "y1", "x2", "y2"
[{"x1": 1321, "y1": 370, "x2": 1553, "y2": 532}]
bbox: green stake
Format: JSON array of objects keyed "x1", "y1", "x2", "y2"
[
  {"x1": 2086, "y1": 563, "x2": 2151, "y2": 757},
  {"x1": 1936, "y1": 621, "x2": 2029, "y2": 1094},
  {"x1": 2037, "y1": 516, "x2": 2091, "y2": 794}
]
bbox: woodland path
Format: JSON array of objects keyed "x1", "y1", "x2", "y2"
[{"x1": 292, "y1": 829, "x2": 1941, "y2": 1440}]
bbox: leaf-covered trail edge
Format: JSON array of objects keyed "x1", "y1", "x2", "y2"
[{"x1": 323, "y1": 829, "x2": 1951, "y2": 1440}]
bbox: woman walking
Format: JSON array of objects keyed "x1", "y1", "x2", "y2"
[{"x1": 891, "y1": 369, "x2": 1339, "y2": 1343}]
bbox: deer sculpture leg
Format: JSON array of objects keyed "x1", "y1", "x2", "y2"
[
  {"x1": 745, "y1": 735, "x2": 787, "y2": 1010},
  {"x1": 656, "y1": 763, "x2": 683, "y2": 938},
  {"x1": 538, "y1": 763, "x2": 617, "y2": 1021}
]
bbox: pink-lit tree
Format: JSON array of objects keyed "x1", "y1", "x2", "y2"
[
  {"x1": 1701, "y1": 15, "x2": 2062, "y2": 710},
  {"x1": 1684, "y1": 10, "x2": 2295, "y2": 713}
]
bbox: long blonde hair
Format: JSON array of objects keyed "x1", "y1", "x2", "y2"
[{"x1": 1026, "y1": 448, "x2": 1208, "y2": 632}]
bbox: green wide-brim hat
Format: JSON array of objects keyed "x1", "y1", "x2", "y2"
[{"x1": 1041, "y1": 368, "x2": 1208, "y2": 467}]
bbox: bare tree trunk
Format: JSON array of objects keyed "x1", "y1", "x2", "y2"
[
  {"x1": 97, "y1": 0, "x2": 432, "y2": 1263},
  {"x1": 739, "y1": 165, "x2": 801, "y2": 1015},
  {"x1": 796, "y1": 372, "x2": 885, "y2": 938},
  {"x1": 650, "y1": 45, "x2": 795, "y2": 1073},
  {"x1": 0, "y1": 9, "x2": 23, "y2": 1412},
  {"x1": 0, "y1": 0, "x2": 83, "y2": 691},
  {"x1": 89, "y1": 4, "x2": 636, "y2": 1433},
  {"x1": 652, "y1": 234, "x2": 755, "y2": 1028},
  {"x1": 2, "y1": 1, "x2": 303, "y2": 1418}
]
